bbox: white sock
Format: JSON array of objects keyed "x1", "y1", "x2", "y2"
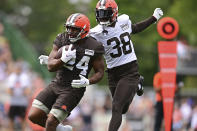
[{"x1": 56, "y1": 124, "x2": 73, "y2": 131}]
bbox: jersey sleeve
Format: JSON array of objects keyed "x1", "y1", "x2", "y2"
[
  {"x1": 53, "y1": 33, "x2": 64, "y2": 48},
  {"x1": 91, "y1": 42, "x2": 104, "y2": 61},
  {"x1": 118, "y1": 14, "x2": 132, "y2": 34},
  {"x1": 131, "y1": 16, "x2": 156, "y2": 34},
  {"x1": 89, "y1": 25, "x2": 103, "y2": 41},
  {"x1": 94, "y1": 43, "x2": 105, "y2": 55}
]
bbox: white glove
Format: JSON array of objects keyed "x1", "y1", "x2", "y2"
[
  {"x1": 38, "y1": 55, "x2": 49, "y2": 65},
  {"x1": 153, "y1": 8, "x2": 163, "y2": 20},
  {"x1": 61, "y1": 44, "x2": 76, "y2": 63},
  {"x1": 71, "y1": 75, "x2": 90, "y2": 88}
]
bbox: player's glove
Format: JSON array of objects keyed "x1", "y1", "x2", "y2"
[
  {"x1": 71, "y1": 75, "x2": 90, "y2": 88},
  {"x1": 61, "y1": 44, "x2": 76, "y2": 64},
  {"x1": 153, "y1": 8, "x2": 163, "y2": 21},
  {"x1": 38, "y1": 55, "x2": 49, "y2": 65}
]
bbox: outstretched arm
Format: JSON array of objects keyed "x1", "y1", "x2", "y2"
[
  {"x1": 132, "y1": 16, "x2": 156, "y2": 34},
  {"x1": 132, "y1": 8, "x2": 163, "y2": 34}
]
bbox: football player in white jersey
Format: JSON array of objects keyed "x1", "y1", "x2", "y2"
[{"x1": 90, "y1": 0, "x2": 163, "y2": 131}]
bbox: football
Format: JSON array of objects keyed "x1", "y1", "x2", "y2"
[{"x1": 55, "y1": 45, "x2": 72, "y2": 59}]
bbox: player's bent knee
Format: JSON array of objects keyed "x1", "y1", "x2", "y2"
[
  {"x1": 28, "y1": 108, "x2": 39, "y2": 124},
  {"x1": 28, "y1": 109, "x2": 45, "y2": 125},
  {"x1": 28, "y1": 99, "x2": 49, "y2": 124},
  {"x1": 50, "y1": 108, "x2": 69, "y2": 122},
  {"x1": 28, "y1": 113, "x2": 41, "y2": 124},
  {"x1": 28, "y1": 113, "x2": 36, "y2": 123}
]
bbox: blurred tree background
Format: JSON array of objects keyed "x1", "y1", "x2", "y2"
[{"x1": 0, "y1": 0, "x2": 197, "y2": 87}]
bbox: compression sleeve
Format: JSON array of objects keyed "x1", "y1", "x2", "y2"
[{"x1": 131, "y1": 16, "x2": 157, "y2": 34}]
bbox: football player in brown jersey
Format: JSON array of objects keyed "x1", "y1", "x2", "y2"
[{"x1": 28, "y1": 13, "x2": 105, "y2": 131}]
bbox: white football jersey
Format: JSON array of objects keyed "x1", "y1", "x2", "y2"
[{"x1": 90, "y1": 14, "x2": 137, "y2": 69}]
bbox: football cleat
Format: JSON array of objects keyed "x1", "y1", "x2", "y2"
[{"x1": 137, "y1": 75, "x2": 144, "y2": 96}]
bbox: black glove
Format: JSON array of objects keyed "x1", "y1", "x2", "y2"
[{"x1": 137, "y1": 75, "x2": 144, "y2": 96}]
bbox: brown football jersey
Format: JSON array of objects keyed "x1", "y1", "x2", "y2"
[{"x1": 52, "y1": 33, "x2": 104, "y2": 87}]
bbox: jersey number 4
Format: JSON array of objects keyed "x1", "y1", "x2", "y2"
[{"x1": 107, "y1": 32, "x2": 132, "y2": 58}]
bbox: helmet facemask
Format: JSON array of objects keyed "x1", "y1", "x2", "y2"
[
  {"x1": 66, "y1": 25, "x2": 87, "y2": 42},
  {"x1": 96, "y1": 8, "x2": 115, "y2": 26}
]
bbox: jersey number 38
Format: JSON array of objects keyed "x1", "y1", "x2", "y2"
[{"x1": 107, "y1": 32, "x2": 132, "y2": 58}]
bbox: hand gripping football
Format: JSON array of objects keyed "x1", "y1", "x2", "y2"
[{"x1": 55, "y1": 45, "x2": 73, "y2": 59}]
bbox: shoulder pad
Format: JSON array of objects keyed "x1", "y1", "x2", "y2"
[
  {"x1": 56, "y1": 33, "x2": 65, "y2": 39},
  {"x1": 117, "y1": 14, "x2": 130, "y2": 23},
  {"x1": 90, "y1": 25, "x2": 103, "y2": 36},
  {"x1": 53, "y1": 32, "x2": 66, "y2": 47},
  {"x1": 90, "y1": 25, "x2": 102, "y2": 34}
]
